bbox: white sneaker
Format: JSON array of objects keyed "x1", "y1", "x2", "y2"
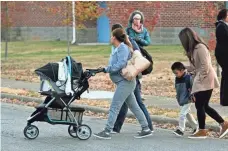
[{"x1": 110, "y1": 130, "x2": 118, "y2": 134}]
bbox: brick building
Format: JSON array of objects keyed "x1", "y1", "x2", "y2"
[{"x1": 1, "y1": 1, "x2": 228, "y2": 44}]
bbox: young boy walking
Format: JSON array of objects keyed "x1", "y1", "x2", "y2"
[{"x1": 171, "y1": 62, "x2": 198, "y2": 136}]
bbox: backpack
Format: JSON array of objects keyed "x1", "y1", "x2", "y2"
[{"x1": 126, "y1": 27, "x2": 153, "y2": 75}]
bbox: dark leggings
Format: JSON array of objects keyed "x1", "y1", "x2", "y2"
[
  {"x1": 195, "y1": 89, "x2": 224, "y2": 129},
  {"x1": 220, "y1": 68, "x2": 228, "y2": 106},
  {"x1": 216, "y1": 55, "x2": 228, "y2": 106}
]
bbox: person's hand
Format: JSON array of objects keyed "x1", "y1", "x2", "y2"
[
  {"x1": 134, "y1": 37, "x2": 141, "y2": 42},
  {"x1": 98, "y1": 67, "x2": 106, "y2": 73},
  {"x1": 191, "y1": 95, "x2": 196, "y2": 103}
]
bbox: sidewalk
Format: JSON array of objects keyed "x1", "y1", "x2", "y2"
[{"x1": 1, "y1": 78, "x2": 228, "y2": 117}]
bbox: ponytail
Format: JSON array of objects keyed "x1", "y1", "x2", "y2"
[
  {"x1": 124, "y1": 35, "x2": 133, "y2": 49},
  {"x1": 112, "y1": 28, "x2": 133, "y2": 52}
]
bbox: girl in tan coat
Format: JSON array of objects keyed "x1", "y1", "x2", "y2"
[{"x1": 178, "y1": 28, "x2": 228, "y2": 139}]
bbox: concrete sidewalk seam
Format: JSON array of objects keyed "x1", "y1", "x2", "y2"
[{"x1": 1, "y1": 93, "x2": 220, "y2": 132}]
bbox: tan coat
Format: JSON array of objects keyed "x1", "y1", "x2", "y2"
[{"x1": 187, "y1": 44, "x2": 220, "y2": 94}]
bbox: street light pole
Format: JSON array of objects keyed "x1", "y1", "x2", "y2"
[
  {"x1": 66, "y1": 2, "x2": 70, "y2": 56},
  {"x1": 71, "y1": 1, "x2": 76, "y2": 44}
]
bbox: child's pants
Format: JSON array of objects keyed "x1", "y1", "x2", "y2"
[{"x1": 178, "y1": 103, "x2": 198, "y2": 132}]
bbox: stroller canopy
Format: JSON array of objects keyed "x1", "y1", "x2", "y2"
[{"x1": 35, "y1": 56, "x2": 83, "y2": 82}]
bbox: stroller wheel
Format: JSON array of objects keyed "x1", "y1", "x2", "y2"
[
  {"x1": 76, "y1": 124, "x2": 92, "y2": 140},
  {"x1": 24, "y1": 125, "x2": 39, "y2": 140},
  {"x1": 68, "y1": 125, "x2": 78, "y2": 138}
]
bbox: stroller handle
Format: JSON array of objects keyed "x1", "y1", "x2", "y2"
[{"x1": 84, "y1": 68, "x2": 104, "y2": 78}]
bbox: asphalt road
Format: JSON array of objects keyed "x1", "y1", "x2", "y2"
[{"x1": 1, "y1": 103, "x2": 228, "y2": 151}]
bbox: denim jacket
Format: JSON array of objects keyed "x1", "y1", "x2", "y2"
[
  {"x1": 105, "y1": 43, "x2": 131, "y2": 83},
  {"x1": 175, "y1": 73, "x2": 193, "y2": 106},
  {"x1": 128, "y1": 37, "x2": 140, "y2": 51}
]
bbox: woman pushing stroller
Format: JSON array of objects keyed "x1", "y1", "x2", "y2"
[
  {"x1": 93, "y1": 28, "x2": 153, "y2": 140},
  {"x1": 112, "y1": 10, "x2": 153, "y2": 134}
]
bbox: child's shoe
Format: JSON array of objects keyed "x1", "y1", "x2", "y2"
[{"x1": 173, "y1": 129, "x2": 184, "y2": 137}]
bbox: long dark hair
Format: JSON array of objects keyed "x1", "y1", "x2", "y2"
[
  {"x1": 112, "y1": 28, "x2": 133, "y2": 49},
  {"x1": 217, "y1": 9, "x2": 228, "y2": 21},
  {"x1": 215, "y1": 9, "x2": 228, "y2": 27},
  {"x1": 178, "y1": 27, "x2": 209, "y2": 65}
]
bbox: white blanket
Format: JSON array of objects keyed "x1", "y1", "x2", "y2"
[
  {"x1": 58, "y1": 61, "x2": 66, "y2": 81},
  {"x1": 65, "y1": 72, "x2": 74, "y2": 96},
  {"x1": 56, "y1": 60, "x2": 74, "y2": 95}
]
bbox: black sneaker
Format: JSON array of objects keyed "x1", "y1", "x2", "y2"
[
  {"x1": 173, "y1": 129, "x2": 184, "y2": 137},
  {"x1": 134, "y1": 129, "x2": 152, "y2": 139},
  {"x1": 93, "y1": 130, "x2": 111, "y2": 140}
]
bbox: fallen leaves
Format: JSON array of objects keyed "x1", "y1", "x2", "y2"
[
  {"x1": 1, "y1": 87, "x2": 29, "y2": 95},
  {"x1": 1, "y1": 87, "x2": 41, "y2": 98},
  {"x1": 75, "y1": 99, "x2": 110, "y2": 109},
  {"x1": 0, "y1": 98, "x2": 38, "y2": 107}
]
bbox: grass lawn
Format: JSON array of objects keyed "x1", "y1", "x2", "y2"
[{"x1": 1, "y1": 41, "x2": 220, "y2": 103}]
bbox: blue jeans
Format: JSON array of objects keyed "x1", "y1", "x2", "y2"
[
  {"x1": 105, "y1": 79, "x2": 149, "y2": 132},
  {"x1": 113, "y1": 79, "x2": 153, "y2": 132}
]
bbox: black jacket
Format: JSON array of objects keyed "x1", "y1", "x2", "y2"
[{"x1": 215, "y1": 21, "x2": 228, "y2": 68}]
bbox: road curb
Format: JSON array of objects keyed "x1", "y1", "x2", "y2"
[{"x1": 1, "y1": 93, "x2": 220, "y2": 132}]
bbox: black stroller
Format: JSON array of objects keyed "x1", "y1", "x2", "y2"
[{"x1": 23, "y1": 56, "x2": 103, "y2": 140}]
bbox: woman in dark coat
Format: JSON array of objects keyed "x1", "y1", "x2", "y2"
[{"x1": 215, "y1": 9, "x2": 228, "y2": 106}]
